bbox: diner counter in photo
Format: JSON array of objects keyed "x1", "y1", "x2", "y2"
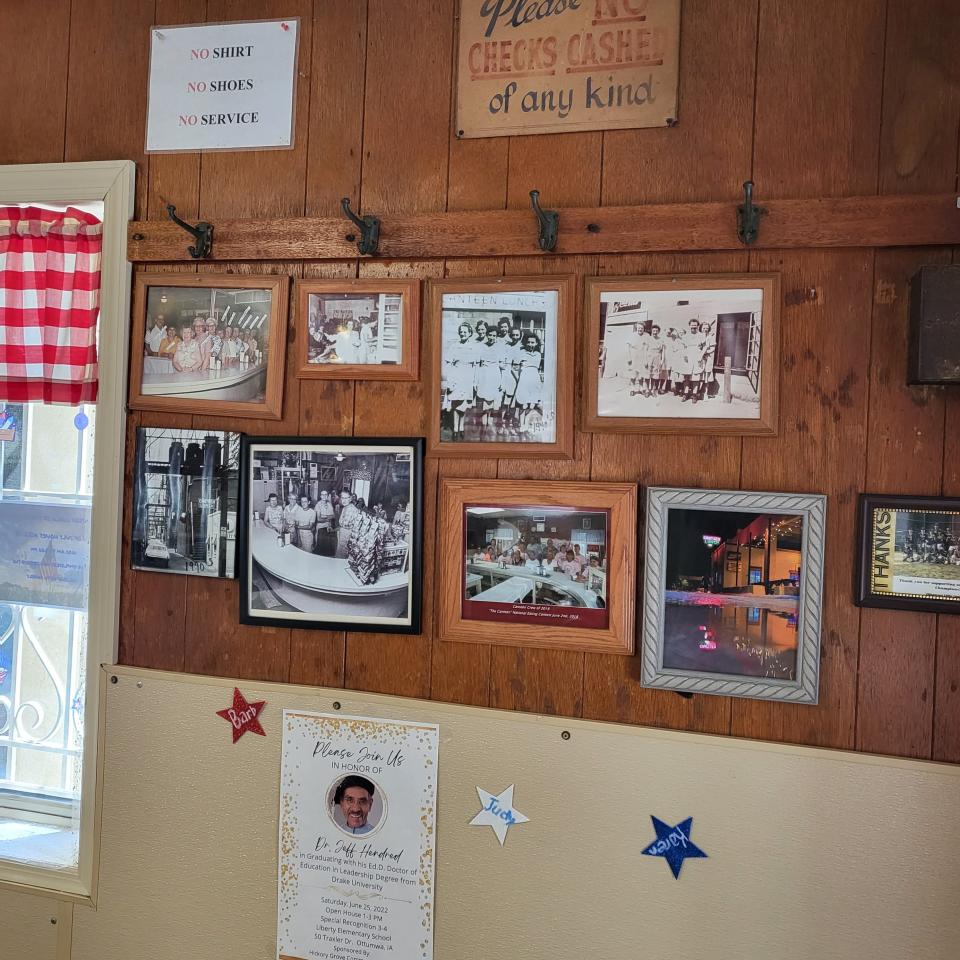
[
  {"x1": 470, "y1": 576, "x2": 535, "y2": 603},
  {"x1": 141, "y1": 357, "x2": 267, "y2": 401},
  {"x1": 251, "y1": 522, "x2": 408, "y2": 597},
  {"x1": 466, "y1": 560, "x2": 601, "y2": 607}
]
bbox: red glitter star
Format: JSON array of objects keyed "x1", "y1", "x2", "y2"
[{"x1": 216, "y1": 687, "x2": 267, "y2": 743}]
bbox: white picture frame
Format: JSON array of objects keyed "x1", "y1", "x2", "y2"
[{"x1": 641, "y1": 486, "x2": 827, "y2": 704}]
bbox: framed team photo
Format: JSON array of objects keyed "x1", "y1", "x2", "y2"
[
  {"x1": 294, "y1": 278, "x2": 420, "y2": 381},
  {"x1": 856, "y1": 494, "x2": 960, "y2": 614},
  {"x1": 437, "y1": 478, "x2": 637, "y2": 654},
  {"x1": 129, "y1": 273, "x2": 289, "y2": 419},
  {"x1": 426, "y1": 276, "x2": 576, "y2": 459},
  {"x1": 641, "y1": 487, "x2": 826, "y2": 704},
  {"x1": 131, "y1": 426, "x2": 240, "y2": 578},
  {"x1": 239, "y1": 437, "x2": 424, "y2": 634},
  {"x1": 582, "y1": 274, "x2": 780, "y2": 436}
]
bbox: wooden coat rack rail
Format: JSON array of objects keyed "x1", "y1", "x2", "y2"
[{"x1": 127, "y1": 191, "x2": 960, "y2": 263}]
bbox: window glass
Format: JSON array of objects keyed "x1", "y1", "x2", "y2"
[
  {"x1": 0, "y1": 404, "x2": 24, "y2": 489},
  {"x1": 0, "y1": 399, "x2": 95, "y2": 871}
]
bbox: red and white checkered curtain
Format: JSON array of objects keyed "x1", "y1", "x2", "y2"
[{"x1": 0, "y1": 205, "x2": 103, "y2": 404}]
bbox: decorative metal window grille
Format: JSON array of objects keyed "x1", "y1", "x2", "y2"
[{"x1": 0, "y1": 400, "x2": 94, "y2": 811}]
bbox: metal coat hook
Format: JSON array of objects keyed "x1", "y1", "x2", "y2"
[
  {"x1": 530, "y1": 190, "x2": 559, "y2": 252},
  {"x1": 737, "y1": 180, "x2": 767, "y2": 246},
  {"x1": 341, "y1": 197, "x2": 381, "y2": 256},
  {"x1": 165, "y1": 203, "x2": 214, "y2": 259}
]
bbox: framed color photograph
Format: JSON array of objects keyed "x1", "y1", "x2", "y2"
[
  {"x1": 437, "y1": 478, "x2": 636, "y2": 654},
  {"x1": 641, "y1": 487, "x2": 826, "y2": 703},
  {"x1": 294, "y1": 278, "x2": 420, "y2": 381},
  {"x1": 583, "y1": 274, "x2": 780, "y2": 435},
  {"x1": 427, "y1": 276, "x2": 576, "y2": 459},
  {"x1": 132, "y1": 426, "x2": 240, "y2": 578},
  {"x1": 856, "y1": 494, "x2": 960, "y2": 614},
  {"x1": 129, "y1": 273, "x2": 289, "y2": 419},
  {"x1": 239, "y1": 437, "x2": 424, "y2": 634}
]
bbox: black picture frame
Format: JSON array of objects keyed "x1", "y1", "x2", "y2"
[
  {"x1": 856, "y1": 494, "x2": 960, "y2": 614},
  {"x1": 131, "y1": 426, "x2": 241, "y2": 579},
  {"x1": 239, "y1": 436, "x2": 424, "y2": 634}
]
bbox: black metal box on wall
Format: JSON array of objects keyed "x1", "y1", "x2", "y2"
[{"x1": 908, "y1": 265, "x2": 960, "y2": 384}]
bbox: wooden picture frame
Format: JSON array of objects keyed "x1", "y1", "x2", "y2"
[
  {"x1": 437, "y1": 478, "x2": 637, "y2": 654},
  {"x1": 856, "y1": 494, "x2": 960, "y2": 614},
  {"x1": 239, "y1": 436, "x2": 424, "y2": 635},
  {"x1": 294, "y1": 278, "x2": 420, "y2": 381},
  {"x1": 641, "y1": 487, "x2": 827, "y2": 704},
  {"x1": 129, "y1": 272, "x2": 289, "y2": 420},
  {"x1": 582, "y1": 273, "x2": 781, "y2": 436},
  {"x1": 426, "y1": 275, "x2": 576, "y2": 459}
]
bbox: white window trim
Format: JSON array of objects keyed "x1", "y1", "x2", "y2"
[{"x1": 0, "y1": 160, "x2": 134, "y2": 901}]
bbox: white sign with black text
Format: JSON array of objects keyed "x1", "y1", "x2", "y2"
[
  {"x1": 277, "y1": 710, "x2": 439, "y2": 960},
  {"x1": 146, "y1": 18, "x2": 299, "y2": 153}
]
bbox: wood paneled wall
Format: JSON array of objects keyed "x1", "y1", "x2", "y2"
[{"x1": 4, "y1": 0, "x2": 959, "y2": 762}]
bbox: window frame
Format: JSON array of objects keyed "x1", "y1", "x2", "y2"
[{"x1": 0, "y1": 160, "x2": 134, "y2": 901}]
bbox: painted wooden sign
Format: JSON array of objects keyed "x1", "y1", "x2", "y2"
[{"x1": 455, "y1": 0, "x2": 681, "y2": 138}]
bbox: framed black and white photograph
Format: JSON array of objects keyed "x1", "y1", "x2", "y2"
[
  {"x1": 427, "y1": 276, "x2": 576, "y2": 459},
  {"x1": 856, "y1": 494, "x2": 960, "y2": 614},
  {"x1": 294, "y1": 278, "x2": 420, "y2": 381},
  {"x1": 131, "y1": 427, "x2": 240, "y2": 578},
  {"x1": 583, "y1": 274, "x2": 780, "y2": 436},
  {"x1": 641, "y1": 487, "x2": 826, "y2": 703},
  {"x1": 130, "y1": 273, "x2": 289, "y2": 420},
  {"x1": 239, "y1": 437, "x2": 424, "y2": 634}
]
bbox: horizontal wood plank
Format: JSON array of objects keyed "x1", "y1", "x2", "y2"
[{"x1": 127, "y1": 192, "x2": 960, "y2": 262}]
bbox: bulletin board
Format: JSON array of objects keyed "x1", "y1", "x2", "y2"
[{"x1": 27, "y1": 665, "x2": 960, "y2": 959}]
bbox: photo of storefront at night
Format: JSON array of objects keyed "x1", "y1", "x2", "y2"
[{"x1": 662, "y1": 510, "x2": 804, "y2": 679}]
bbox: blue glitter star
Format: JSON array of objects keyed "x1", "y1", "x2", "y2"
[{"x1": 642, "y1": 816, "x2": 707, "y2": 879}]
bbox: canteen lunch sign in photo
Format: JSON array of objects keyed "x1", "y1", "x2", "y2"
[
  {"x1": 146, "y1": 18, "x2": 299, "y2": 153},
  {"x1": 456, "y1": 0, "x2": 681, "y2": 137}
]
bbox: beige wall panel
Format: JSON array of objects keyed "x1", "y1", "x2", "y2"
[
  {"x1": 0, "y1": 888, "x2": 63, "y2": 959},
  {"x1": 64, "y1": 666, "x2": 960, "y2": 960}
]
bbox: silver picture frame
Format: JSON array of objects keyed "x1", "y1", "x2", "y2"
[{"x1": 641, "y1": 487, "x2": 827, "y2": 704}]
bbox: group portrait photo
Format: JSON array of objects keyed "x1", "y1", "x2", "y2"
[
  {"x1": 857, "y1": 495, "x2": 960, "y2": 614},
  {"x1": 240, "y1": 438, "x2": 423, "y2": 633},
  {"x1": 437, "y1": 288, "x2": 560, "y2": 445},
  {"x1": 583, "y1": 275, "x2": 780, "y2": 436},
  {"x1": 130, "y1": 274, "x2": 288, "y2": 419},
  {"x1": 462, "y1": 505, "x2": 610, "y2": 631},
  {"x1": 437, "y1": 478, "x2": 637, "y2": 656}
]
